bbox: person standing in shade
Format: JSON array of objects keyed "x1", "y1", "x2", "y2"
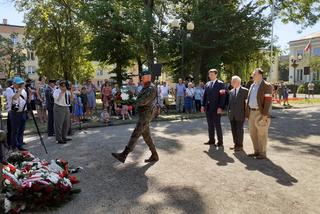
[
  {"x1": 245, "y1": 76, "x2": 253, "y2": 89},
  {"x1": 227, "y1": 76, "x2": 248, "y2": 152},
  {"x1": 185, "y1": 82, "x2": 194, "y2": 114},
  {"x1": 112, "y1": 69, "x2": 158, "y2": 163},
  {"x1": 85, "y1": 79, "x2": 97, "y2": 118},
  {"x1": 36, "y1": 76, "x2": 47, "y2": 123},
  {"x1": 160, "y1": 82, "x2": 170, "y2": 109},
  {"x1": 194, "y1": 82, "x2": 205, "y2": 112},
  {"x1": 175, "y1": 78, "x2": 186, "y2": 113},
  {"x1": 6, "y1": 77, "x2": 28, "y2": 151},
  {"x1": 246, "y1": 68, "x2": 273, "y2": 159},
  {"x1": 201, "y1": 69, "x2": 226, "y2": 147},
  {"x1": 53, "y1": 81, "x2": 74, "y2": 144},
  {"x1": 45, "y1": 80, "x2": 56, "y2": 137},
  {"x1": 307, "y1": 81, "x2": 315, "y2": 99}
]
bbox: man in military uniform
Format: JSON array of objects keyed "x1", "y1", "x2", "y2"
[
  {"x1": 112, "y1": 69, "x2": 159, "y2": 163},
  {"x1": 201, "y1": 69, "x2": 226, "y2": 147}
]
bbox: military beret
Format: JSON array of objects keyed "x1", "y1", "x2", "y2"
[{"x1": 140, "y1": 68, "x2": 151, "y2": 76}]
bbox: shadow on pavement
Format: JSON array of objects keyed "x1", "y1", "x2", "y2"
[
  {"x1": 153, "y1": 135, "x2": 183, "y2": 154},
  {"x1": 93, "y1": 162, "x2": 207, "y2": 213},
  {"x1": 149, "y1": 186, "x2": 207, "y2": 214},
  {"x1": 204, "y1": 145, "x2": 234, "y2": 166},
  {"x1": 269, "y1": 109, "x2": 320, "y2": 157},
  {"x1": 234, "y1": 152, "x2": 298, "y2": 186}
]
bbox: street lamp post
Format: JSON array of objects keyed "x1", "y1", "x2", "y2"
[
  {"x1": 171, "y1": 20, "x2": 195, "y2": 76},
  {"x1": 290, "y1": 54, "x2": 303, "y2": 98}
]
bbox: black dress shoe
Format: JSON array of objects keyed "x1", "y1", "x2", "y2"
[
  {"x1": 63, "y1": 138, "x2": 72, "y2": 141},
  {"x1": 18, "y1": 147, "x2": 28, "y2": 151},
  {"x1": 247, "y1": 153, "x2": 259, "y2": 157},
  {"x1": 234, "y1": 147, "x2": 243, "y2": 152},
  {"x1": 57, "y1": 141, "x2": 67, "y2": 144},
  {"x1": 204, "y1": 141, "x2": 216, "y2": 145},
  {"x1": 216, "y1": 142, "x2": 224, "y2": 147},
  {"x1": 256, "y1": 155, "x2": 267, "y2": 160},
  {"x1": 48, "y1": 134, "x2": 55, "y2": 137}
]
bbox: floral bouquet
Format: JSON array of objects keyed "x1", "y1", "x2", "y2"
[
  {"x1": 1, "y1": 151, "x2": 80, "y2": 213},
  {"x1": 120, "y1": 89, "x2": 136, "y2": 106}
]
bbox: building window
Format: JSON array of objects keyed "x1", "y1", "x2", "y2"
[
  {"x1": 313, "y1": 48, "x2": 320, "y2": 56},
  {"x1": 11, "y1": 35, "x2": 18, "y2": 45},
  {"x1": 27, "y1": 51, "x2": 35, "y2": 61},
  {"x1": 297, "y1": 50, "x2": 303, "y2": 59},
  {"x1": 96, "y1": 69, "x2": 103, "y2": 76},
  {"x1": 26, "y1": 66, "x2": 36, "y2": 74}
]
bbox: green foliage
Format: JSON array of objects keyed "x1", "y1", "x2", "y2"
[
  {"x1": 0, "y1": 34, "x2": 27, "y2": 78},
  {"x1": 80, "y1": 0, "x2": 141, "y2": 86},
  {"x1": 297, "y1": 84, "x2": 306, "y2": 94},
  {"x1": 166, "y1": 0, "x2": 271, "y2": 82},
  {"x1": 257, "y1": 0, "x2": 320, "y2": 27},
  {"x1": 15, "y1": 0, "x2": 94, "y2": 83},
  {"x1": 310, "y1": 56, "x2": 320, "y2": 73},
  {"x1": 297, "y1": 82, "x2": 320, "y2": 94}
]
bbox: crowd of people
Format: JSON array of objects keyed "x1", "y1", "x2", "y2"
[
  {"x1": 1, "y1": 77, "x2": 145, "y2": 149},
  {"x1": 0, "y1": 70, "x2": 317, "y2": 152}
]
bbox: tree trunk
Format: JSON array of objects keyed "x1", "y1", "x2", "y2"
[{"x1": 137, "y1": 55, "x2": 143, "y2": 74}]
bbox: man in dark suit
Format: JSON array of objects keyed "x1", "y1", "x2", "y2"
[
  {"x1": 45, "y1": 80, "x2": 56, "y2": 137},
  {"x1": 227, "y1": 76, "x2": 248, "y2": 151},
  {"x1": 201, "y1": 69, "x2": 226, "y2": 147}
]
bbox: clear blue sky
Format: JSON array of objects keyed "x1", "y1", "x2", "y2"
[{"x1": 1, "y1": 0, "x2": 320, "y2": 53}]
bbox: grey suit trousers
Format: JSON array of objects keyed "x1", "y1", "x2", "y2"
[{"x1": 53, "y1": 104, "x2": 70, "y2": 142}]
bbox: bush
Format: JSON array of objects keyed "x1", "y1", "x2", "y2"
[
  {"x1": 297, "y1": 84, "x2": 306, "y2": 94},
  {"x1": 295, "y1": 82, "x2": 320, "y2": 94}
]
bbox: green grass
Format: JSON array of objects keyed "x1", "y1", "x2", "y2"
[{"x1": 289, "y1": 98, "x2": 320, "y2": 105}]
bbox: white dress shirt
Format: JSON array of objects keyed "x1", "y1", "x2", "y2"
[
  {"x1": 208, "y1": 80, "x2": 217, "y2": 87},
  {"x1": 6, "y1": 87, "x2": 28, "y2": 112},
  {"x1": 53, "y1": 88, "x2": 72, "y2": 107},
  {"x1": 160, "y1": 85, "x2": 169, "y2": 98},
  {"x1": 233, "y1": 86, "x2": 241, "y2": 97}
]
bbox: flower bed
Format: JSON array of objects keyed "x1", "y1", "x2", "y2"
[{"x1": 1, "y1": 151, "x2": 80, "y2": 213}]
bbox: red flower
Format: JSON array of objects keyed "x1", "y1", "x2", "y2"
[
  {"x1": 59, "y1": 170, "x2": 68, "y2": 178},
  {"x1": 32, "y1": 183, "x2": 43, "y2": 192},
  {"x1": 69, "y1": 176, "x2": 79, "y2": 184},
  {"x1": 8, "y1": 163, "x2": 16, "y2": 173}
]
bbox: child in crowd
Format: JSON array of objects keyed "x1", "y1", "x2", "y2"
[
  {"x1": 121, "y1": 104, "x2": 132, "y2": 120},
  {"x1": 128, "y1": 105, "x2": 133, "y2": 117},
  {"x1": 80, "y1": 87, "x2": 88, "y2": 120},
  {"x1": 100, "y1": 108, "x2": 110, "y2": 124},
  {"x1": 283, "y1": 85, "x2": 290, "y2": 106},
  {"x1": 113, "y1": 91, "x2": 122, "y2": 118},
  {"x1": 73, "y1": 92, "x2": 84, "y2": 124}
]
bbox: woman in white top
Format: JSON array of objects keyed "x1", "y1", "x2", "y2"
[
  {"x1": 36, "y1": 76, "x2": 47, "y2": 123},
  {"x1": 185, "y1": 82, "x2": 194, "y2": 114}
]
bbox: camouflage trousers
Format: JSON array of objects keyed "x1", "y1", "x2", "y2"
[{"x1": 127, "y1": 112, "x2": 156, "y2": 152}]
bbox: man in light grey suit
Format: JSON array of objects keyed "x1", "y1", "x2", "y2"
[{"x1": 227, "y1": 76, "x2": 248, "y2": 151}]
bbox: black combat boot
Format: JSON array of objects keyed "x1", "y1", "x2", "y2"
[
  {"x1": 112, "y1": 146, "x2": 131, "y2": 163},
  {"x1": 145, "y1": 149, "x2": 159, "y2": 163}
]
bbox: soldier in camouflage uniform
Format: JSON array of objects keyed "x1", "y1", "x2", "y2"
[{"x1": 112, "y1": 69, "x2": 159, "y2": 163}]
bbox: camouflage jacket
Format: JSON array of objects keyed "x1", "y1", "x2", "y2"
[{"x1": 136, "y1": 83, "x2": 156, "y2": 113}]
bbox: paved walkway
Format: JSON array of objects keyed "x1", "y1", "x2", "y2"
[{"x1": 24, "y1": 105, "x2": 320, "y2": 214}]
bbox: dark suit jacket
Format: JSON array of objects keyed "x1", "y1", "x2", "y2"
[
  {"x1": 227, "y1": 87, "x2": 249, "y2": 122},
  {"x1": 202, "y1": 80, "x2": 226, "y2": 113},
  {"x1": 45, "y1": 86, "x2": 55, "y2": 110}
]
